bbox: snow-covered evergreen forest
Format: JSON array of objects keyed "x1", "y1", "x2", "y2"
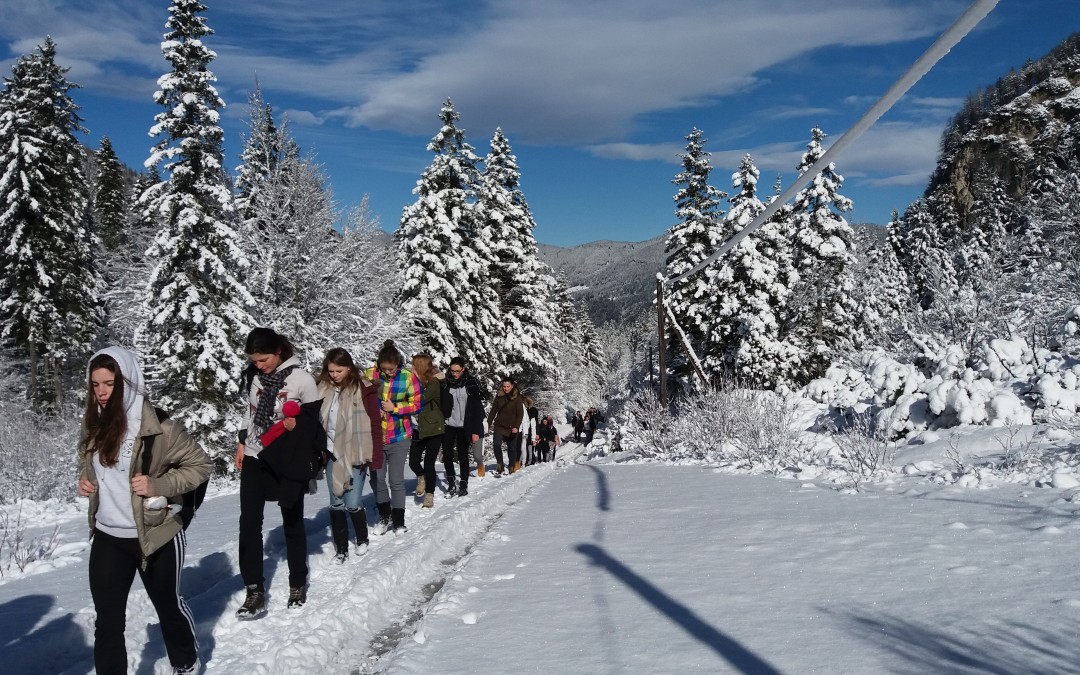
[
  {"x1": 651, "y1": 32, "x2": 1080, "y2": 467},
  {"x1": 0, "y1": 0, "x2": 614, "y2": 495}
]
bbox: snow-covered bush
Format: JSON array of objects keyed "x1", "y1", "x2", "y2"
[
  {"x1": 805, "y1": 337, "x2": 1059, "y2": 440},
  {"x1": 0, "y1": 403, "x2": 79, "y2": 504},
  {"x1": 828, "y1": 411, "x2": 894, "y2": 491},
  {"x1": 0, "y1": 507, "x2": 60, "y2": 576},
  {"x1": 620, "y1": 384, "x2": 811, "y2": 470}
]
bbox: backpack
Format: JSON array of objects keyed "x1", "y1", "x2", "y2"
[{"x1": 140, "y1": 407, "x2": 209, "y2": 531}]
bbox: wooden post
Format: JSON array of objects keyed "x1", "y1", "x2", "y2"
[{"x1": 656, "y1": 277, "x2": 667, "y2": 407}]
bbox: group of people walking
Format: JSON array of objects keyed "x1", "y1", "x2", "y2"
[
  {"x1": 571, "y1": 407, "x2": 605, "y2": 445},
  {"x1": 76, "y1": 327, "x2": 581, "y2": 674}
]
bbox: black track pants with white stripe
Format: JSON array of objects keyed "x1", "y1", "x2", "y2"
[{"x1": 88, "y1": 528, "x2": 198, "y2": 674}]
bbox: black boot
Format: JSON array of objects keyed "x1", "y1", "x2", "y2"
[
  {"x1": 391, "y1": 507, "x2": 407, "y2": 533},
  {"x1": 376, "y1": 501, "x2": 391, "y2": 534},
  {"x1": 445, "y1": 476, "x2": 458, "y2": 498},
  {"x1": 458, "y1": 479, "x2": 469, "y2": 498},
  {"x1": 235, "y1": 583, "x2": 266, "y2": 620},
  {"x1": 349, "y1": 508, "x2": 369, "y2": 551},
  {"x1": 329, "y1": 510, "x2": 349, "y2": 563}
]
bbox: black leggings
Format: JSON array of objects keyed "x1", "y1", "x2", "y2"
[
  {"x1": 409, "y1": 433, "x2": 444, "y2": 494},
  {"x1": 441, "y1": 426, "x2": 472, "y2": 484},
  {"x1": 89, "y1": 529, "x2": 197, "y2": 674}
]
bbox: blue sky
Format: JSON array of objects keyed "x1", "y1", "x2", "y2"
[{"x1": 1, "y1": 0, "x2": 1076, "y2": 246}]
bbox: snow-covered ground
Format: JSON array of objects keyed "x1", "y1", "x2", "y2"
[{"x1": 4, "y1": 426, "x2": 1080, "y2": 673}]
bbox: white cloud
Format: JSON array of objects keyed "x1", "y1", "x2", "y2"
[{"x1": 585, "y1": 142, "x2": 683, "y2": 162}]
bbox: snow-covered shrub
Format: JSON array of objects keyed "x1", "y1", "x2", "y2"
[
  {"x1": 828, "y1": 411, "x2": 894, "y2": 491},
  {"x1": 619, "y1": 390, "x2": 679, "y2": 459},
  {"x1": 0, "y1": 508, "x2": 59, "y2": 576},
  {"x1": 620, "y1": 385, "x2": 811, "y2": 470},
  {"x1": 0, "y1": 403, "x2": 79, "y2": 504}
]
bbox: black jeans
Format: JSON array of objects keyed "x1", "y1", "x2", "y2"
[
  {"x1": 442, "y1": 425, "x2": 472, "y2": 484},
  {"x1": 239, "y1": 457, "x2": 307, "y2": 588},
  {"x1": 89, "y1": 529, "x2": 197, "y2": 674},
  {"x1": 409, "y1": 433, "x2": 443, "y2": 494}
]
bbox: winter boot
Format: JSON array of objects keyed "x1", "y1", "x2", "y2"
[
  {"x1": 477, "y1": 464, "x2": 486, "y2": 478},
  {"x1": 329, "y1": 510, "x2": 349, "y2": 563},
  {"x1": 496, "y1": 462, "x2": 505, "y2": 476},
  {"x1": 236, "y1": 583, "x2": 266, "y2": 620},
  {"x1": 423, "y1": 492, "x2": 434, "y2": 508},
  {"x1": 172, "y1": 659, "x2": 201, "y2": 675},
  {"x1": 349, "y1": 508, "x2": 369, "y2": 551},
  {"x1": 458, "y1": 480, "x2": 469, "y2": 498},
  {"x1": 376, "y1": 501, "x2": 392, "y2": 534},
  {"x1": 414, "y1": 475, "x2": 425, "y2": 497},
  {"x1": 287, "y1": 585, "x2": 307, "y2": 609},
  {"x1": 391, "y1": 507, "x2": 407, "y2": 533},
  {"x1": 445, "y1": 477, "x2": 458, "y2": 498}
]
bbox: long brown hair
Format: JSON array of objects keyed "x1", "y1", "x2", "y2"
[
  {"x1": 319, "y1": 347, "x2": 361, "y2": 391},
  {"x1": 80, "y1": 354, "x2": 127, "y2": 466},
  {"x1": 411, "y1": 353, "x2": 437, "y2": 386}
]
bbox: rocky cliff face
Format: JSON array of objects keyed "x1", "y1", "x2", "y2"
[{"x1": 923, "y1": 33, "x2": 1080, "y2": 234}]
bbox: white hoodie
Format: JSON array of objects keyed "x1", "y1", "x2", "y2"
[{"x1": 87, "y1": 346, "x2": 146, "y2": 537}]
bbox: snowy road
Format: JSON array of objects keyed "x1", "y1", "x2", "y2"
[{"x1": 5, "y1": 442, "x2": 1080, "y2": 673}]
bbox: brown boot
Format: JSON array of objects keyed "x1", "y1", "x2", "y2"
[
  {"x1": 415, "y1": 475, "x2": 425, "y2": 497},
  {"x1": 423, "y1": 492, "x2": 433, "y2": 508},
  {"x1": 477, "y1": 464, "x2": 485, "y2": 478}
]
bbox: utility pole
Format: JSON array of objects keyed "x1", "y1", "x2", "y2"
[{"x1": 656, "y1": 277, "x2": 667, "y2": 407}]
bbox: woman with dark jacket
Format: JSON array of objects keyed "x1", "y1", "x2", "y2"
[
  {"x1": 318, "y1": 348, "x2": 383, "y2": 562},
  {"x1": 441, "y1": 356, "x2": 487, "y2": 496},
  {"x1": 409, "y1": 353, "x2": 446, "y2": 508},
  {"x1": 78, "y1": 346, "x2": 212, "y2": 675},
  {"x1": 537, "y1": 415, "x2": 561, "y2": 462},
  {"x1": 235, "y1": 327, "x2": 321, "y2": 619}
]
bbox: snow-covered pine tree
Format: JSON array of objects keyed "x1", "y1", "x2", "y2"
[
  {"x1": 549, "y1": 272, "x2": 605, "y2": 410},
  {"x1": 478, "y1": 128, "x2": 556, "y2": 387},
  {"x1": 397, "y1": 99, "x2": 503, "y2": 382},
  {"x1": 139, "y1": 0, "x2": 253, "y2": 447},
  {"x1": 895, "y1": 198, "x2": 956, "y2": 311},
  {"x1": 100, "y1": 166, "x2": 161, "y2": 348},
  {"x1": 235, "y1": 84, "x2": 285, "y2": 229},
  {"x1": 854, "y1": 213, "x2": 910, "y2": 349},
  {"x1": 95, "y1": 136, "x2": 130, "y2": 251},
  {"x1": 0, "y1": 37, "x2": 99, "y2": 411},
  {"x1": 786, "y1": 128, "x2": 858, "y2": 383},
  {"x1": 706, "y1": 154, "x2": 800, "y2": 388},
  {"x1": 954, "y1": 167, "x2": 1011, "y2": 289},
  {"x1": 664, "y1": 128, "x2": 727, "y2": 351}
]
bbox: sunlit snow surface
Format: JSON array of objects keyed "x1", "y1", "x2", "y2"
[{"x1": 4, "y1": 426, "x2": 1080, "y2": 673}]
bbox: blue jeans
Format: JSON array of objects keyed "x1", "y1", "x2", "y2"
[{"x1": 326, "y1": 460, "x2": 367, "y2": 511}]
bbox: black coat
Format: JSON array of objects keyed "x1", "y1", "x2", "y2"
[
  {"x1": 537, "y1": 422, "x2": 559, "y2": 446},
  {"x1": 258, "y1": 399, "x2": 326, "y2": 507}
]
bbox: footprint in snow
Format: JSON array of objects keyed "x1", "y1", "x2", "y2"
[
  {"x1": 949, "y1": 565, "x2": 980, "y2": 575},
  {"x1": 1038, "y1": 525, "x2": 1064, "y2": 535},
  {"x1": 462, "y1": 613, "x2": 478, "y2": 625},
  {"x1": 493, "y1": 574, "x2": 516, "y2": 581},
  {"x1": 1054, "y1": 599, "x2": 1080, "y2": 607},
  {"x1": 945, "y1": 522, "x2": 969, "y2": 530},
  {"x1": 467, "y1": 586, "x2": 480, "y2": 593}
]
